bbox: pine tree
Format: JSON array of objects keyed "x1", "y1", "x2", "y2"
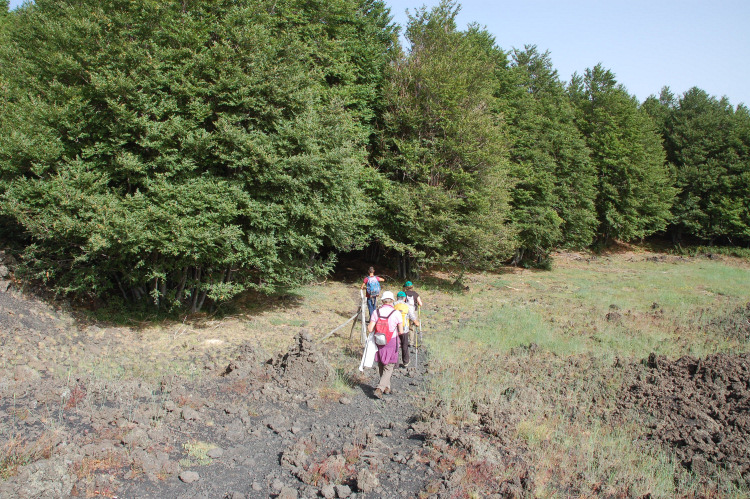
[
  {"x1": 649, "y1": 87, "x2": 750, "y2": 244},
  {"x1": 500, "y1": 46, "x2": 596, "y2": 266},
  {"x1": 376, "y1": 0, "x2": 514, "y2": 273},
  {"x1": 0, "y1": 0, "x2": 394, "y2": 310},
  {"x1": 569, "y1": 65, "x2": 675, "y2": 243}
]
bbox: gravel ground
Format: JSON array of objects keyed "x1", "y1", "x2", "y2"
[{"x1": 0, "y1": 268, "x2": 443, "y2": 498}]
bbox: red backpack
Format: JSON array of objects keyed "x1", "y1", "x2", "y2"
[{"x1": 373, "y1": 307, "x2": 395, "y2": 346}]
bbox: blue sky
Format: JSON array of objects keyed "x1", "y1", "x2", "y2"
[
  {"x1": 386, "y1": 0, "x2": 750, "y2": 107},
  {"x1": 8, "y1": 0, "x2": 749, "y2": 106}
]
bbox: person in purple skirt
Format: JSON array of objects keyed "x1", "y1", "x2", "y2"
[{"x1": 367, "y1": 291, "x2": 403, "y2": 399}]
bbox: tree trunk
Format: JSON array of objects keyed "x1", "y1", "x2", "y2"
[
  {"x1": 406, "y1": 253, "x2": 414, "y2": 280},
  {"x1": 176, "y1": 267, "x2": 188, "y2": 302},
  {"x1": 671, "y1": 226, "x2": 682, "y2": 246},
  {"x1": 115, "y1": 274, "x2": 129, "y2": 301},
  {"x1": 191, "y1": 267, "x2": 202, "y2": 313},
  {"x1": 364, "y1": 243, "x2": 382, "y2": 263},
  {"x1": 197, "y1": 290, "x2": 208, "y2": 312},
  {"x1": 397, "y1": 252, "x2": 419, "y2": 279}
]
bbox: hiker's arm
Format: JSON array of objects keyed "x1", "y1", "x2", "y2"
[
  {"x1": 408, "y1": 309, "x2": 419, "y2": 328},
  {"x1": 367, "y1": 312, "x2": 377, "y2": 333},
  {"x1": 360, "y1": 280, "x2": 365, "y2": 290},
  {"x1": 397, "y1": 322, "x2": 404, "y2": 335},
  {"x1": 417, "y1": 296, "x2": 423, "y2": 307}
]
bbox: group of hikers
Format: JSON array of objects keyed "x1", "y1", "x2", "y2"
[{"x1": 360, "y1": 266, "x2": 424, "y2": 399}]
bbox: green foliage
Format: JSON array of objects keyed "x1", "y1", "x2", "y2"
[
  {"x1": 672, "y1": 245, "x2": 750, "y2": 259},
  {"x1": 0, "y1": 0, "x2": 394, "y2": 310},
  {"x1": 180, "y1": 441, "x2": 215, "y2": 467},
  {"x1": 500, "y1": 46, "x2": 597, "y2": 266},
  {"x1": 647, "y1": 87, "x2": 750, "y2": 244},
  {"x1": 376, "y1": 0, "x2": 515, "y2": 270},
  {"x1": 569, "y1": 65, "x2": 676, "y2": 243},
  {"x1": 1, "y1": 0, "x2": 747, "y2": 311}
]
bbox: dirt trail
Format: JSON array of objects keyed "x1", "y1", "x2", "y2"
[{"x1": 0, "y1": 277, "x2": 441, "y2": 498}]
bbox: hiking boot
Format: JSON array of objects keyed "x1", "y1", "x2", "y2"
[
  {"x1": 402, "y1": 360, "x2": 410, "y2": 368},
  {"x1": 384, "y1": 387, "x2": 393, "y2": 395},
  {"x1": 374, "y1": 388, "x2": 383, "y2": 399}
]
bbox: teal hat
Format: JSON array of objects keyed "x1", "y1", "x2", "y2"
[
  {"x1": 404, "y1": 281, "x2": 413, "y2": 287},
  {"x1": 397, "y1": 291, "x2": 406, "y2": 298}
]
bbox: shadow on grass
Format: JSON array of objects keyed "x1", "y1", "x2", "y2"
[
  {"x1": 418, "y1": 274, "x2": 469, "y2": 294},
  {"x1": 419, "y1": 267, "x2": 518, "y2": 294},
  {"x1": 18, "y1": 257, "x2": 513, "y2": 332},
  {"x1": 77, "y1": 286, "x2": 307, "y2": 330}
]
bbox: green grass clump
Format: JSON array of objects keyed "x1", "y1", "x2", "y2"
[
  {"x1": 429, "y1": 305, "x2": 559, "y2": 356},
  {"x1": 319, "y1": 369, "x2": 356, "y2": 402},
  {"x1": 179, "y1": 441, "x2": 215, "y2": 467}
]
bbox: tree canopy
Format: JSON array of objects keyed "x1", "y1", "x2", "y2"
[
  {"x1": 0, "y1": 0, "x2": 746, "y2": 310},
  {"x1": 645, "y1": 87, "x2": 750, "y2": 244},
  {"x1": 569, "y1": 65, "x2": 676, "y2": 243},
  {"x1": 500, "y1": 46, "x2": 597, "y2": 265},
  {"x1": 376, "y1": 1, "x2": 514, "y2": 272},
  {"x1": 0, "y1": 0, "x2": 395, "y2": 310}
]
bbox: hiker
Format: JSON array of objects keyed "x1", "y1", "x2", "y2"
[
  {"x1": 367, "y1": 291, "x2": 403, "y2": 399},
  {"x1": 394, "y1": 291, "x2": 420, "y2": 367},
  {"x1": 360, "y1": 266, "x2": 384, "y2": 319},
  {"x1": 403, "y1": 280, "x2": 423, "y2": 313}
]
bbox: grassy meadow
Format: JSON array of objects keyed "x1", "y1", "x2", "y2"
[
  {"x1": 418, "y1": 250, "x2": 750, "y2": 497},
  {"x1": 37, "y1": 248, "x2": 749, "y2": 496}
]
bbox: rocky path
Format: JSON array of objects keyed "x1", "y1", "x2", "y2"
[
  {"x1": 1, "y1": 279, "x2": 438, "y2": 499},
  {"x1": 117, "y1": 335, "x2": 435, "y2": 499}
]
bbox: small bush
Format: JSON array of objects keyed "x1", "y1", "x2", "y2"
[{"x1": 179, "y1": 441, "x2": 215, "y2": 467}]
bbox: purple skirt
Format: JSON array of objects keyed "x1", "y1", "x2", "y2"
[{"x1": 374, "y1": 334, "x2": 400, "y2": 365}]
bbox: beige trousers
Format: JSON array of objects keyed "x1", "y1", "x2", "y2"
[{"x1": 377, "y1": 362, "x2": 395, "y2": 391}]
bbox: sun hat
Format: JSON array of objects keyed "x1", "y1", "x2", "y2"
[
  {"x1": 381, "y1": 291, "x2": 395, "y2": 301},
  {"x1": 397, "y1": 291, "x2": 406, "y2": 298}
]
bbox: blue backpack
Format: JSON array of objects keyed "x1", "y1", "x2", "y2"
[{"x1": 366, "y1": 276, "x2": 381, "y2": 297}]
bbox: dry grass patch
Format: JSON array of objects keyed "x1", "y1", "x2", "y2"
[
  {"x1": 0, "y1": 431, "x2": 57, "y2": 480},
  {"x1": 72, "y1": 451, "x2": 126, "y2": 481},
  {"x1": 70, "y1": 450, "x2": 124, "y2": 498}
]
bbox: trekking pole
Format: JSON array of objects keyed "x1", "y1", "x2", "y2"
[
  {"x1": 350, "y1": 301, "x2": 361, "y2": 342},
  {"x1": 360, "y1": 289, "x2": 367, "y2": 346},
  {"x1": 415, "y1": 306, "x2": 420, "y2": 369}
]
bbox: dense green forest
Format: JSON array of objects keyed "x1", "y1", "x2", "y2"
[{"x1": 1, "y1": 0, "x2": 748, "y2": 311}]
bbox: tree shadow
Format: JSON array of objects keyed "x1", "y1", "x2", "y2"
[
  {"x1": 418, "y1": 269, "x2": 515, "y2": 294},
  {"x1": 72, "y1": 285, "x2": 308, "y2": 331}
]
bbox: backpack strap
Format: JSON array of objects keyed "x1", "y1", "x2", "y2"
[{"x1": 378, "y1": 308, "x2": 395, "y2": 320}]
